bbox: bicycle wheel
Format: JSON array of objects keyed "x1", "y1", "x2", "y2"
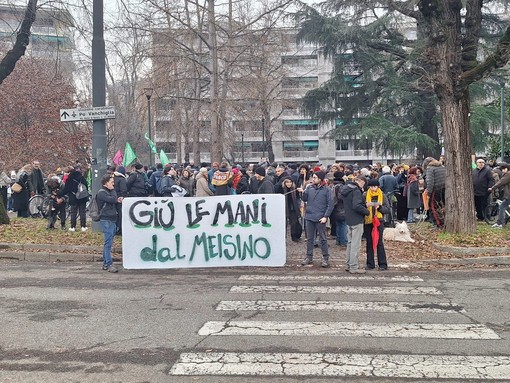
[
  {"x1": 484, "y1": 203, "x2": 499, "y2": 225},
  {"x1": 28, "y1": 195, "x2": 45, "y2": 218},
  {"x1": 40, "y1": 197, "x2": 51, "y2": 218}
]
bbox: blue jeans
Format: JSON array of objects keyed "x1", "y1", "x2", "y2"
[
  {"x1": 497, "y1": 198, "x2": 510, "y2": 225},
  {"x1": 335, "y1": 218, "x2": 347, "y2": 245},
  {"x1": 100, "y1": 220, "x2": 117, "y2": 267},
  {"x1": 305, "y1": 220, "x2": 329, "y2": 259}
]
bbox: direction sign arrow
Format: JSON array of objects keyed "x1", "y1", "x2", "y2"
[{"x1": 60, "y1": 106, "x2": 116, "y2": 122}]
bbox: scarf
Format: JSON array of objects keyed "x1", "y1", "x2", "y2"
[{"x1": 364, "y1": 188, "x2": 383, "y2": 224}]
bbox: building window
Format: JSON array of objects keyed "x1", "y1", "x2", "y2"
[
  {"x1": 283, "y1": 140, "x2": 319, "y2": 151},
  {"x1": 282, "y1": 76, "x2": 318, "y2": 89},
  {"x1": 283, "y1": 120, "x2": 318, "y2": 131},
  {"x1": 335, "y1": 140, "x2": 349, "y2": 151}
]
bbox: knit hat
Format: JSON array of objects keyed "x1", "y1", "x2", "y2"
[
  {"x1": 313, "y1": 166, "x2": 321, "y2": 172},
  {"x1": 232, "y1": 168, "x2": 239, "y2": 174},
  {"x1": 135, "y1": 163, "x2": 143, "y2": 170},
  {"x1": 333, "y1": 171, "x2": 345, "y2": 181},
  {"x1": 254, "y1": 167, "x2": 266, "y2": 176},
  {"x1": 314, "y1": 170, "x2": 326, "y2": 181},
  {"x1": 116, "y1": 166, "x2": 126, "y2": 175},
  {"x1": 367, "y1": 178, "x2": 380, "y2": 187}
]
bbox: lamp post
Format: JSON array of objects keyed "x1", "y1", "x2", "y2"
[
  {"x1": 501, "y1": 81, "x2": 505, "y2": 162},
  {"x1": 261, "y1": 117, "x2": 266, "y2": 158},
  {"x1": 144, "y1": 87, "x2": 154, "y2": 168},
  {"x1": 241, "y1": 132, "x2": 245, "y2": 165}
]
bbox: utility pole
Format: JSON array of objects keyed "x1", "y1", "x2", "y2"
[{"x1": 91, "y1": 0, "x2": 106, "y2": 231}]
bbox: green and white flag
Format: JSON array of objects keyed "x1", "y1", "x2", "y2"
[
  {"x1": 159, "y1": 149, "x2": 170, "y2": 167},
  {"x1": 145, "y1": 133, "x2": 157, "y2": 154},
  {"x1": 122, "y1": 142, "x2": 137, "y2": 167}
]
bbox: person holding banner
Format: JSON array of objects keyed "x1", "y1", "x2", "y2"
[
  {"x1": 96, "y1": 174, "x2": 122, "y2": 273},
  {"x1": 298, "y1": 171, "x2": 334, "y2": 268}
]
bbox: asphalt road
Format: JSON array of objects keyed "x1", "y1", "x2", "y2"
[{"x1": 0, "y1": 261, "x2": 509, "y2": 382}]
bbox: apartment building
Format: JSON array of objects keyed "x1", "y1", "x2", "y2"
[
  {"x1": 0, "y1": 4, "x2": 74, "y2": 67},
  {"x1": 152, "y1": 27, "x2": 387, "y2": 165}
]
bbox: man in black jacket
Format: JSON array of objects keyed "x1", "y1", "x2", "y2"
[
  {"x1": 472, "y1": 158, "x2": 495, "y2": 221},
  {"x1": 341, "y1": 175, "x2": 370, "y2": 274}
]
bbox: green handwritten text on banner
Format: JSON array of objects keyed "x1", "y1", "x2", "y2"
[{"x1": 122, "y1": 194, "x2": 286, "y2": 269}]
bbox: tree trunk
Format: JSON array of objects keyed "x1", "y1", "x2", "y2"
[
  {"x1": 440, "y1": 94, "x2": 477, "y2": 233},
  {"x1": 0, "y1": 0, "x2": 37, "y2": 84},
  {"x1": 208, "y1": 0, "x2": 222, "y2": 163}
]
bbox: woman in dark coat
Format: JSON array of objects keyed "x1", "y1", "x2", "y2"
[
  {"x1": 13, "y1": 164, "x2": 32, "y2": 218},
  {"x1": 58, "y1": 165, "x2": 89, "y2": 231}
]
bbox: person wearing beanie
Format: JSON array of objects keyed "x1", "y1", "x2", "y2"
[
  {"x1": 363, "y1": 178, "x2": 390, "y2": 270},
  {"x1": 254, "y1": 167, "x2": 274, "y2": 194},
  {"x1": 212, "y1": 161, "x2": 232, "y2": 196},
  {"x1": 126, "y1": 162, "x2": 148, "y2": 197},
  {"x1": 297, "y1": 164, "x2": 311, "y2": 191},
  {"x1": 298, "y1": 169, "x2": 334, "y2": 267},
  {"x1": 341, "y1": 175, "x2": 370, "y2": 273}
]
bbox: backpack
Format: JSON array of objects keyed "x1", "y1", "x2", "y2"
[
  {"x1": 89, "y1": 190, "x2": 106, "y2": 221},
  {"x1": 74, "y1": 180, "x2": 88, "y2": 200},
  {"x1": 155, "y1": 174, "x2": 163, "y2": 195},
  {"x1": 160, "y1": 176, "x2": 176, "y2": 195}
]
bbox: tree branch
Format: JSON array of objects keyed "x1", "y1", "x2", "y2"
[{"x1": 0, "y1": 0, "x2": 38, "y2": 85}]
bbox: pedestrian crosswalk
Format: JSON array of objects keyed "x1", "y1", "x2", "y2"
[{"x1": 170, "y1": 272, "x2": 510, "y2": 379}]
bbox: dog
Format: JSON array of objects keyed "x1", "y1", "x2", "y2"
[{"x1": 383, "y1": 221, "x2": 415, "y2": 243}]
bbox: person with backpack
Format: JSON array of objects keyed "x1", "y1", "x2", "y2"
[
  {"x1": 331, "y1": 171, "x2": 347, "y2": 246},
  {"x1": 96, "y1": 173, "x2": 122, "y2": 273},
  {"x1": 126, "y1": 163, "x2": 148, "y2": 197},
  {"x1": 149, "y1": 163, "x2": 164, "y2": 197}
]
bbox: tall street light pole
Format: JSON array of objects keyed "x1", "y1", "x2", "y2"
[
  {"x1": 91, "y1": 0, "x2": 106, "y2": 231},
  {"x1": 241, "y1": 132, "x2": 245, "y2": 165},
  {"x1": 501, "y1": 81, "x2": 505, "y2": 162},
  {"x1": 144, "y1": 87, "x2": 153, "y2": 168}
]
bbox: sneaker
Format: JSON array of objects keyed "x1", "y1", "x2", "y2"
[
  {"x1": 107, "y1": 265, "x2": 118, "y2": 273},
  {"x1": 81, "y1": 227, "x2": 88, "y2": 232},
  {"x1": 68, "y1": 227, "x2": 76, "y2": 232},
  {"x1": 378, "y1": 266, "x2": 388, "y2": 271},
  {"x1": 301, "y1": 257, "x2": 313, "y2": 266},
  {"x1": 492, "y1": 223, "x2": 503, "y2": 228},
  {"x1": 349, "y1": 268, "x2": 366, "y2": 274},
  {"x1": 321, "y1": 259, "x2": 330, "y2": 268},
  {"x1": 102, "y1": 265, "x2": 109, "y2": 270}
]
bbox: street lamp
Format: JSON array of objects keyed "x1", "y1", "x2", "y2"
[
  {"x1": 241, "y1": 132, "x2": 245, "y2": 165},
  {"x1": 144, "y1": 87, "x2": 154, "y2": 168},
  {"x1": 501, "y1": 81, "x2": 505, "y2": 162}
]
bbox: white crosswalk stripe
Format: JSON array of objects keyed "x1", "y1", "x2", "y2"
[
  {"x1": 216, "y1": 300, "x2": 465, "y2": 313},
  {"x1": 199, "y1": 320, "x2": 499, "y2": 339},
  {"x1": 170, "y1": 352, "x2": 510, "y2": 379},
  {"x1": 239, "y1": 274, "x2": 424, "y2": 282},
  {"x1": 230, "y1": 285, "x2": 442, "y2": 295},
  {"x1": 170, "y1": 273, "x2": 509, "y2": 379}
]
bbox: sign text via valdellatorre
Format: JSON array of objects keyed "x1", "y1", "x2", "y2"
[{"x1": 122, "y1": 194, "x2": 286, "y2": 269}]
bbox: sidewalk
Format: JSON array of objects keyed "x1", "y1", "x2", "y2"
[{"x1": 1, "y1": 240, "x2": 509, "y2": 269}]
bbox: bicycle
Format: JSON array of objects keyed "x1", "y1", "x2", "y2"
[
  {"x1": 28, "y1": 194, "x2": 51, "y2": 218},
  {"x1": 28, "y1": 194, "x2": 71, "y2": 220},
  {"x1": 484, "y1": 197, "x2": 510, "y2": 225}
]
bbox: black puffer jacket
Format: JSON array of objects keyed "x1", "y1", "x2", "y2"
[
  {"x1": 58, "y1": 170, "x2": 89, "y2": 205},
  {"x1": 126, "y1": 171, "x2": 147, "y2": 197},
  {"x1": 341, "y1": 181, "x2": 370, "y2": 226},
  {"x1": 472, "y1": 165, "x2": 494, "y2": 196}
]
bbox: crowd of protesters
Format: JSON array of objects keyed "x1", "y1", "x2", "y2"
[{"x1": 3, "y1": 154, "x2": 508, "y2": 273}]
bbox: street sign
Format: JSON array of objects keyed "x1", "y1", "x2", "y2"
[{"x1": 60, "y1": 106, "x2": 116, "y2": 122}]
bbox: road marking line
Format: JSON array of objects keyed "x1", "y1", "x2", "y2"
[
  {"x1": 198, "y1": 321, "x2": 499, "y2": 339},
  {"x1": 216, "y1": 300, "x2": 465, "y2": 313},
  {"x1": 230, "y1": 285, "x2": 442, "y2": 295},
  {"x1": 239, "y1": 275, "x2": 424, "y2": 282},
  {"x1": 169, "y1": 352, "x2": 510, "y2": 379}
]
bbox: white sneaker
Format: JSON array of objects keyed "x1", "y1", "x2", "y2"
[
  {"x1": 81, "y1": 227, "x2": 88, "y2": 232},
  {"x1": 492, "y1": 223, "x2": 503, "y2": 228},
  {"x1": 68, "y1": 227, "x2": 76, "y2": 232}
]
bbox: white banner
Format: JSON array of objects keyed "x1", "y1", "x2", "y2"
[{"x1": 122, "y1": 194, "x2": 286, "y2": 269}]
